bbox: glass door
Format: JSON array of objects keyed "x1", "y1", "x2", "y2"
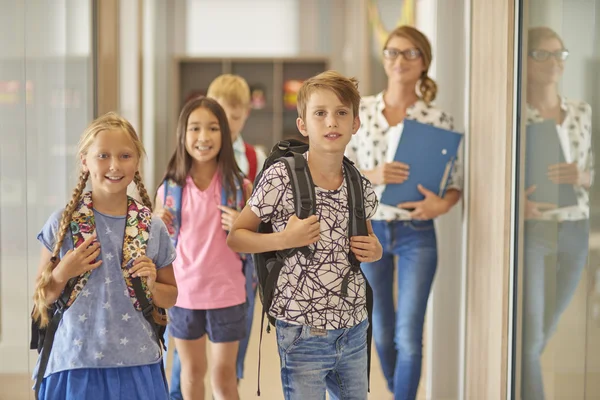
[{"x1": 514, "y1": 1, "x2": 600, "y2": 399}]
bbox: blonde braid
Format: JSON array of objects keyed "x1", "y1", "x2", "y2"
[
  {"x1": 32, "y1": 171, "x2": 89, "y2": 327},
  {"x1": 133, "y1": 171, "x2": 166, "y2": 325},
  {"x1": 133, "y1": 171, "x2": 153, "y2": 210}
]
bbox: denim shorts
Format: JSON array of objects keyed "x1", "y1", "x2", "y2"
[{"x1": 168, "y1": 303, "x2": 247, "y2": 342}]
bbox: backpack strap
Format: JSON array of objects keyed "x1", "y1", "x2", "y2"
[
  {"x1": 33, "y1": 278, "x2": 77, "y2": 399},
  {"x1": 338, "y1": 158, "x2": 368, "y2": 297},
  {"x1": 342, "y1": 156, "x2": 373, "y2": 392},
  {"x1": 220, "y1": 179, "x2": 245, "y2": 213},
  {"x1": 277, "y1": 153, "x2": 316, "y2": 258},
  {"x1": 129, "y1": 265, "x2": 167, "y2": 350},
  {"x1": 343, "y1": 157, "x2": 369, "y2": 257},
  {"x1": 163, "y1": 179, "x2": 183, "y2": 247},
  {"x1": 244, "y1": 142, "x2": 258, "y2": 182}
]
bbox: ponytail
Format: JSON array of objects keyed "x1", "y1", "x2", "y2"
[{"x1": 419, "y1": 73, "x2": 438, "y2": 104}]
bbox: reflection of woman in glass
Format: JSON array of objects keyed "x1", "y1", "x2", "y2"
[{"x1": 522, "y1": 27, "x2": 593, "y2": 399}]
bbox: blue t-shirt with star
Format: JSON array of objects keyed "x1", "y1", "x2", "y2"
[{"x1": 34, "y1": 207, "x2": 176, "y2": 378}]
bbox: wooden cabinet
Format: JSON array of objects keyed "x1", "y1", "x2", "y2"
[{"x1": 172, "y1": 57, "x2": 329, "y2": 150}]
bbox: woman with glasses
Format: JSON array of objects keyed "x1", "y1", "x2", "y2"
[
  {"x1": 522, "y1": 27, "x2": 593, "y2": 400},
  {"x1": 345, "y1": 26, "x2": 463, "y2": 400}
]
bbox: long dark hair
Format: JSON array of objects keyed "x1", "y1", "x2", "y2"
[{"x1": 161, "y1": 96, "x2": 244, "y2": 198}]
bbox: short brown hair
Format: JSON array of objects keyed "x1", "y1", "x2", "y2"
[
  {"x1": 296, "y1": 70, "x2": 360, "y2": 120},
  {"x1": 207, "y1": 74, "x2": 251, "y2": 107}
]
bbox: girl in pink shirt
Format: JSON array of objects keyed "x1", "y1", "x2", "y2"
[{"x1": 154, "y1": 96, "x2": 250, "y2": 400}]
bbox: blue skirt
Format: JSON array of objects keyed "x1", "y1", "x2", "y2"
[{"x1": 38, "y1": 362, "x2": 168, "y2": 400}]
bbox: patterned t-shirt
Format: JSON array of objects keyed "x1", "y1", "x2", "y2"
[
  {"x1": 248, "y1": 153, "x2": 378, "y2": 330},
  {"x1": 34, "y1": 208, "x2": 176, "y2": 378}
]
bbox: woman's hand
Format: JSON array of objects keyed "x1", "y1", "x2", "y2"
[
  {"x1": 397, "y1": 184, "x2": 451, "y2": 220},
  {"x1": 369, "y1": 162, "x2": 410, "y2": 185},
  {"x1": 54, "y1": 234, "x2": 102, "y2": 282},
  {"x1": 548, "y1": 162, "x2": 580, "y2": 185},
  {"x1": 524, "y1": 185, "x2": 556, "y2": 219},
  {"x1": 129, "y1": 256, "x2": 157, "y2": 292}
]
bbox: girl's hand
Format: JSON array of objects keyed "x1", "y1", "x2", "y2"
[
  {"x1": 129, "y1": 256, "x2": 157, "y2": 292},
  {"x1": 54, "y1": 234, "x2": 102, "y2": 282},
  {"x1": 217, "y1": 205, "x2": 241, "y2": 232},
  {"x1": 350, "y1": 234, "x2": 382, "y2": 263},
  {"x1": 397, "y1": 184, "x2": 450, "y2": 220},
  {"x1": 154, "y1": 208, "x2": 174, "y2": 228}
]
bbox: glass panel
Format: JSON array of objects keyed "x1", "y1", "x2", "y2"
[
  {"x1": 0, "y1": 0, "x2": 94, "y2": 398},
  {"x1": 516, "y1": 1, "x2": 599, "y2": 399}
]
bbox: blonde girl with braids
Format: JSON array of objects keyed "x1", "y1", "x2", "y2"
[
  {"x1": 345, "y1": 25, "x2": 464, "y2": 400},
  {"x1": 31, "y1": 112, "x2": 177, "y2": 400}
]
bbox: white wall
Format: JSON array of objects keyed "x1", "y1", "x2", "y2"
[
  {"x1": 185, "y1": 0, "x2": 299, "y2": 56},
  {"x1": 416, "y1": 0, "x2": 467, "y2": 399}
]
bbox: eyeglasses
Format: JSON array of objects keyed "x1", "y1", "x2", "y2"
[
  {"x1": 528, "y1": 49, "x2": 569, "y2": 62},
  {"x1": 383, "y1": 48, "x2": 422, "y2": 61}
]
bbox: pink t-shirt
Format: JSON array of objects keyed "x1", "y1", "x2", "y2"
[{"x1": 157, "y1": 174, "x2": 245, "y2": 310}]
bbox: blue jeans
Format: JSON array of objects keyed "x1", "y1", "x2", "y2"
[
  {"x1": 361, "y1": 219, "x2": 437, "y2": 400},
  {"x1": 276, "y1": 318, "x2": 369, "y2": 400},
  {"x1": 521, "y1": 220, "x2": 589, "y2": 400},
  {"x1": 167, "y1": 257, "x2": 257, "y2": 400}
]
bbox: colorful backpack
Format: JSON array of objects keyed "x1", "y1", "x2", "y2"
[
  {"x1": 161, "y1": 178, "x2": 246, "y2": 247},
  {"x1": 30, "y1": 192, "x2": 165, "y2": 399}
]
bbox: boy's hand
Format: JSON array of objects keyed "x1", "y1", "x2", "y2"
[
  {"x1": 54, "y1": 234, "x2": 102, "y2": 282},
  {"x1": 283, "y1": 215, "x2": 320, "y2": 248},
  {"x1": 217, "y1": 205, "x2": 241, "y2": 231},
  {"x1": 350, "y1": 234, "x2": 382, "y2": 263},
  {"x1": 129, "y1": 256, "x2": 157, "y2": 292}
]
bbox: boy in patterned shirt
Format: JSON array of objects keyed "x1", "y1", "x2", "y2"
[{"x1": 227, "y1": 70, "x2": 383, "y2": 400}]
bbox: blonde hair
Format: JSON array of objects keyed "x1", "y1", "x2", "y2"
[
  {"x1": 528, "y1": 26, "x2": 565, "y2": 50},
  {"x1": 384, "y1": 25, "x2": 437, "y2": 104},
  {"x1": 207, "y1": 74, "x2": 251, "y2": 108},
  {"x1": 32, "y1": 112, "x2": 152, "y2": 327},
  {"x1": 296, "y1": 70, "x2": 361, "y2": 120}
]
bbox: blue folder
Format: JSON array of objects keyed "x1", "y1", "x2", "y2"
[
  {"x1": 380, "y1": 119, "x2": 463, "y2": 206},
  {"x1": 524, "y1": 120, "x2": 578, "y2": 208}
]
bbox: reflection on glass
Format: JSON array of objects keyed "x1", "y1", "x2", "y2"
[
  {"x1": 521, "y1": 27, "x2": 593, "y2": 399},
  {"x1": 0, "y1": 1, "x2": 94, "y2": 398}
]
